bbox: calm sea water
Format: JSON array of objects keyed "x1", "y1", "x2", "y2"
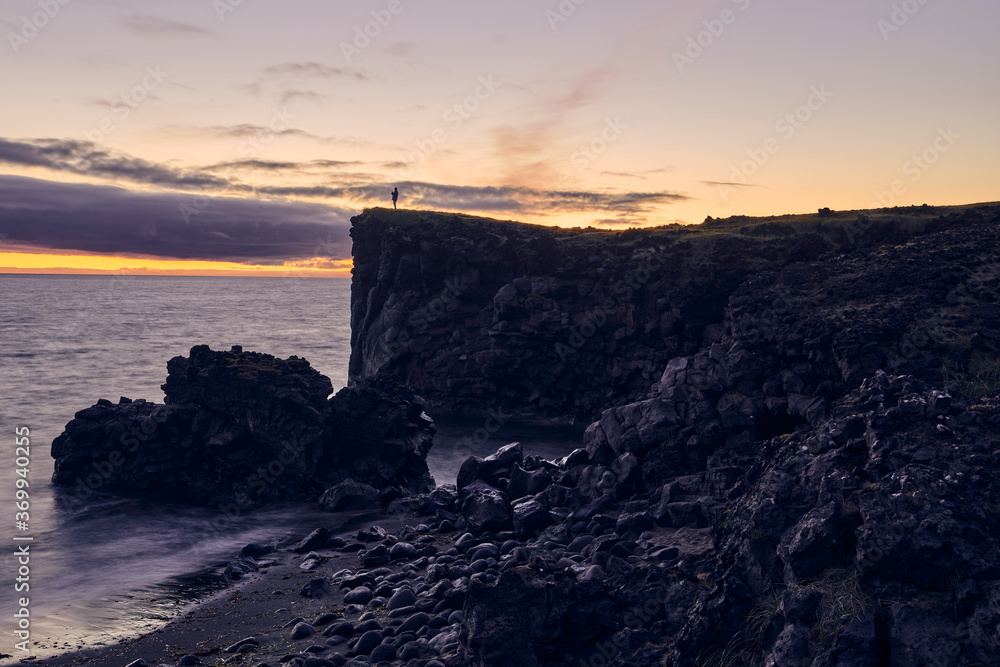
[{"x1": 0, "y1": 274, "x2": 581, "y2": 660}]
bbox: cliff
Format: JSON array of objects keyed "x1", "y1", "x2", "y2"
[
  {"x1": 344, "y1": 203, "x2": 1000, "y2": 665},
  {"x1": 349, "y1": 206, "x2": 966, "y2": 422}
]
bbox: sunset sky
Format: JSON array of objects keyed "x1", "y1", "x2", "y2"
[{"x1": 1, "y1": 0, "x2": 997, "y2": 276}]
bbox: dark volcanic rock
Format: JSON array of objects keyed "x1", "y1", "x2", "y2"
[
  {"x1": 324, "y1": 374, "x2": 436, "y2": 499},
  {"x1": 319, "y1": 480, "x2": 381, "y2": 511},
  {"x1": 461, "y1": 485, "x2": 512, "y2": 535},
  {"x1": 441, "y1": 207, "x2": 1000, "y2": 666},
  {"x1": 50, "y1": 346, "x2": 436, "y2": 505},
  {"x1": 347, "y1": 207, "x2": 967, "y2": 421}
]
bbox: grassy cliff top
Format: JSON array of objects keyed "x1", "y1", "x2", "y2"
[{"x1": 352, "y1": 202, "x2": 1000, "y2": 250}]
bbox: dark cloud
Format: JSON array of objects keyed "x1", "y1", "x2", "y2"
[
  {"x1": 202, "y1": 158, "x2": 365, "y2": 172},
  {"x1": 120, "y1": 16, "x2": 212, "y2": 35},
  {"x1": 0, "y1": 176, "x2": 351, "y2": 262},
  {"x1": 0, "y1": 138, "x2": 228, "y2": 190}
]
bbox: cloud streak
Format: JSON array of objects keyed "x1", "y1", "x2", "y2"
[
  {"x1": 0, "y1": 138, "x2": 228, "y2": 190},
  {"x1": 120, "y1": 15, "x2": 213, "y2": 35},
  {"x1": 262, "y1": 62, "x2": 368, "y2": 81}
]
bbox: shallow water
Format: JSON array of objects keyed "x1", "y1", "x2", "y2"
[{"x1": 0, "y1": 274, "x2": 582, "y2": 659}]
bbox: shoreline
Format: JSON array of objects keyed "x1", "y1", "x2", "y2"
[{"x1": 26, "y1": 512, "x2": 418, "y2": 667}]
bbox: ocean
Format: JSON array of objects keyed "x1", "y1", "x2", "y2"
[{"x1": 0, "y1": 274, "x2": 581, "y2": 659}]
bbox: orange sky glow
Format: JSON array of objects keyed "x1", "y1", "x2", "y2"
[{"x1": 0, "y1": 251, "x2": 352, "y2": 277}]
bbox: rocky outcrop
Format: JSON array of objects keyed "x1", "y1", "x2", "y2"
[
  {"x1": 349, "y1": 206, "x2": 967, "y2": 422},
  {"x1": 585, "y1": 204, "x2": 1000, "y2": 496},
  {"x1": 51, "y1": 345, "x2": 435, "y2": 506}
]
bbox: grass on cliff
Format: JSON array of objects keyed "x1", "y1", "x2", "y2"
[
  {"x1": 943, "y1": 351, "x2": 1000, "y2": 397},
  {"x1": 357, "y1": 202, "x2": 996, "y2": 257}
]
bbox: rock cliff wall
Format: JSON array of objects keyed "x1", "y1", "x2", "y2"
[{"x1": 349, "y1": 206, "x2": 965, "y2": 422}]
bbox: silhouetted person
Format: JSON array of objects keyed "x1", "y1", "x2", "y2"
[{"x1": 392, "y1": 187, "x2": 398, "y2": 209}]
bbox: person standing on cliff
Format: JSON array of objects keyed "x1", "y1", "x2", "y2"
[{"x1": 392, "y1": 187, "x2": 399, "y2": 209}]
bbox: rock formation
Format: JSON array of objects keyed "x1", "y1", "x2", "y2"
[
  {"x1": 331, "y1": 204, "x2": 999, "y2": 665},
  {"x1": 349, "y1": 206, "x2": 966, "y2": 422},
  {"x1": 51, "y1": 345, "x2": 435, "y2": 506}
]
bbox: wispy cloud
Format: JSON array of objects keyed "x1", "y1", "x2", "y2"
[
  {"x1": 278, "y1": 90, "x2": 330, "y2": 105},
  {"x1": 120, "y1": 15, "x2": 212, "y2": 35},
  {"x1": 205, "y1": 124, "x2": 373, "y2": 147},
  {"x1": 701, "y1": 181, "x2": 764, "y2": 189},
  {"x1": 263, "y1": 62, "x2": 368, "y2": 81}
]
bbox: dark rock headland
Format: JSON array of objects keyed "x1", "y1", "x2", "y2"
[{"x1": 51, "y1": 345, "x2": 435, "y2": 506}]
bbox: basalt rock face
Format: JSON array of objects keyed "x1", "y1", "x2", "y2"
[
  {"x1": 586, "y1": 205, "x2": 1000, "y2": 493},
  {"x1": 348, "y1": 207, "x2": 979, "y2": 423},
  {"x1": 325, "y1": 374, "x2": 436, "y2": 497},
  {"x1": 349, "y1": 209, "x2": 841, "y2": 422},
  {"x1": 51, "y1": 345, "x2": 435, "y2": 505},
  {"x1": 666, "y1": 374, "x2": 1000, "y2": 666}
]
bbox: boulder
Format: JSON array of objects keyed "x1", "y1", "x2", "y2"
[
  {"x1": 461, "y1": 486, "x2": 512, "y2": 535},
  {"x1": 319, "y1": 480, "x2": 380, "y2": 511},
  {"x1": 512, "y1": 496, "x2": 550, "y2": 538}
]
